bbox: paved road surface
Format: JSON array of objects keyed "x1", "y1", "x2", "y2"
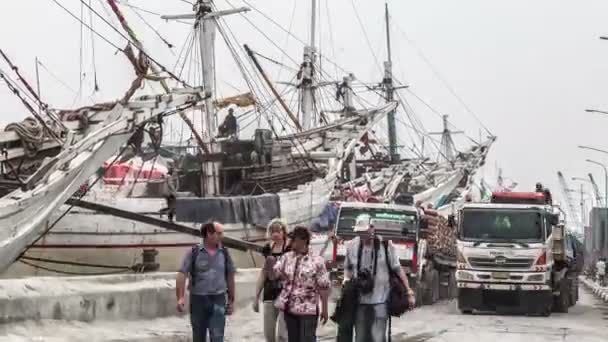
[
  {"x1": 226, "y1": 286, "x2": 608, "y2": 341},
  {"x1": 3, "y1": 286, "x2": 608, "y2": 341}
]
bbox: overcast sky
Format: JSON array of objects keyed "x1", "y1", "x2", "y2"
[{"x1": 2, "y1": 0, "x2": 608, "y2": 214}]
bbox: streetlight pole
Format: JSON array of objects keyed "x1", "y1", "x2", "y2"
[
  {"x1": 585, "y1": 109, "x2": 608, "y2": 116},
  {"x1": 586, "y1": 159, "x2": 608, "y2": 209}
]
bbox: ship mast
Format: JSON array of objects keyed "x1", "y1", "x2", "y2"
[
  {"x1": 429, "y1": 114, "x2": 463, "y2": 163},
  {"x1": 162, "y1": 0, "x2": 248, "y2": 195},
  {"x1": 383, "y1": 3, "x2": 398, "y2": 164},
  {"x1": 299, "y1": 0, "x2": 317, "y2": 130}
]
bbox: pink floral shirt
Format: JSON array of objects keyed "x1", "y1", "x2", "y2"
[{"x1": 273, "y1": 249, "x2": 331, "y2": 315}]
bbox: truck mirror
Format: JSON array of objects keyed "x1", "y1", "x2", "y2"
[
  {"x1": 548, "y1": 214, "x2": 559, "y2": 226},
  {"x1": 448, "y1": 214, "x2": 456, "y2": 228}
]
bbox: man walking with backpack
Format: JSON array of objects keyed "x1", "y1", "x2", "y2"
[
  {"x1": 343, "y1": 221, "x2": 415, "y2": 342},
  {"x1": 176, "y1": 222, "x2": 236, "y2": 342}
]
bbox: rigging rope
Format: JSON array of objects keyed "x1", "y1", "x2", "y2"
[
  {"x1": 0, "y1": 68, "x2": 64, "y2": 146},
  {"x1": 127, "y1": 4, "x2": 175, "y2": 50},
  {"x1": 80, "y1": 1, "x2": 85, "y2": 97},
  {"x1": 89, "y1": 0, "x2": 100, "y2": 92},
  {"x1": 224, "y1": 0, "x2": 300, "y2": 68},
  {"x1": 21, "y1": 255, "x2": 132, "y2": 270},
  {"x1": 71, "y1": 0, "x2": 189, "y2": 85},
  {"x1": 390, "y1": 18, "x2": 492, "y2": 136},
  {"x1": 19, "y1": 259, "x2": 132, "y2": 276},
  {"x1": 349, "y1": 0, "x2": 382, "y2": 75},
  {"x1": 4, "y1": 117, "x2": 62, "y2": 158},
  {"x1": 276, "y1": 0, "x2": 298, "y2": 84},
  {"x1": 37, "y1": 59, "x2": 97, "y2": 104}
]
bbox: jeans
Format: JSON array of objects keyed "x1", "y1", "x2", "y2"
[
  {"x1": 263, "y1": 301, "x2": 287, "y2": 342},
  {"x1": 355, "y1": 303, "x2": 387, "y2": 342},
  {"x1": 283, "y1": 311, "x2": 318, "y2": 342},
  {"x1": 190, "y1": 294, "x2": 226, "y2": 342}
]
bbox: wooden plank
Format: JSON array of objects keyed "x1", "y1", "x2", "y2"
[
  {"x1": 0, "y1": 141, "x2": 61, "y2": 162},
  {"x1": 0, "y1": 130, "x2": 21, "y2": 143},
  {"x1": 66, "y1": 198, "x2": 265, "y2": 254}
]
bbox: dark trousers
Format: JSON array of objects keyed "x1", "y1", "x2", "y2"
[
  {"x1": 336, "y1": 321, "x2": 354, "y2": 342},
  {"x1": 335, "y1": 280, "x2": 357, "y2": 342},
  {"x1": 190, "y1": 294, "x2": 226, "y2": 342},
  {"x1": 283, "y1": 311, "x2": 318, "y2": 342}
]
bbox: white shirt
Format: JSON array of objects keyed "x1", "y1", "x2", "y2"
[{"x1": 597, "y1": 261, "x2": 606, "y2": 276}]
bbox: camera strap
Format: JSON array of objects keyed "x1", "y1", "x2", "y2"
[{"x1": 356, "y1": 237, "x2": 379, "y2": 277}]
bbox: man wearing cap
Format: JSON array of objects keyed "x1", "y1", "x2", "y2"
[
  {"x1": 344, "y1": 221, "x2": 415, "y2": 342},
  {"x1": 176, "y1": 222, "x2": 236, "y2": 342}
]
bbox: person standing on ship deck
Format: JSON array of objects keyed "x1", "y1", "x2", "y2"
[{"x1": 176, "y1": 222, "x2": 236, "y2": 342}]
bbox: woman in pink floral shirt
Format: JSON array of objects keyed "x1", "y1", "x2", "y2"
[{"x1": 271, "y1": 226, "x2": 331, "y2": 342}]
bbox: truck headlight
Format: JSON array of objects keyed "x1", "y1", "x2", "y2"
[
  {"x1": 457, "y1": 251, "x2": 467, "y2": 264},
  {"x1": 457, "y1": 271, "x2": 474, "y2": 281},
  {"x1": 527, "y1": 274, "x2": 544, "y2": 282}
]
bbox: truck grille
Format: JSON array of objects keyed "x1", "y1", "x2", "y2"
[{"x1": 468, "y1": 257, "x2": 535, "y2": 269}]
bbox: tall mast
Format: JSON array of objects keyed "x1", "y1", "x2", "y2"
[
  {"x1": 383, "y1": 3, "x2": 398, "y2": 163},
  {"x1": 162, "y1": 0, "x2": 248, "y2": 140},
  {"x1": 108, "y1": 0, "x2": 210, "y2": 154},
  {"x1": 299, "y1": 0, "x2": 317, "y2": 130},
  {"x1": 199, "y1": 1, "x2": 216, "y2": 138},
  {"x1": 35, "y1": 57, "x2": 42, "y2": 116},
  {"x1": 162, "y1": 0, "x2": 249, "y2": 195},
  {"x1": 310, "y1": 0, "x2": 317, "y2": 49},
  {"x1": 580, "y1": 183, "x2": 586, "y2": 227},
  {"x1": 429, "y1": 114, "x2": 463, "y2": 163}
]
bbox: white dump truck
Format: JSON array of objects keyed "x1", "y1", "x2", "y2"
[{"x1": 456, "y1": 191, "x2": 582, "y2": 315}]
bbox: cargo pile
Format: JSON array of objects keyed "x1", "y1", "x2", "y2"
[{"x1": 422, "y1": 208, "x2": 457, "y2": 257}]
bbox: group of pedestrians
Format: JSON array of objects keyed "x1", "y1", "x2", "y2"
[{"x1": 175, "y1": 218, "x2": 416, "y2": 342}]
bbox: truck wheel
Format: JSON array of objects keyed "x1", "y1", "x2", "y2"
[
  {"x1": 423, "y1": 269, "x2": 440, "y2": 305},
  {"x1": 439, "y1": 271, "x2": 450, "y2": 300},
  {"x1": 569, "y1": 278, "x2": 578, "y2": 306},
  {"x1": 409, "y1": 276, "x2": 423, "y2": 308},
  {"x1": 431, "y1": 270, "x2": 440, "y2": 303},
  {"x1": 421, "y1": 271, "x2": 432, "y2": 305},
  {"x1": 448, "y1": 270, "x2": 458, "y2": 299},
  {"x1": 458, "y1": 292, "x2": 473, "y2": 314},
  {"x1": 415, "y1": 285, "x2": 423, "y2": 307},
  {"x1": 539, "y1": 306, "x2": 551, "y2": 317},
  {"x1": 553, "y1": 281, "x2": 570, "y2": 313}
]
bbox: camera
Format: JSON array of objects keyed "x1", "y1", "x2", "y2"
[{"x1": 355, "y1": 268, "x2": 375, "y2": 294}]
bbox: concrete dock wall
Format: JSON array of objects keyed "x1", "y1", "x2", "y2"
[{"x1": 0, "y1": 270, "x2": 259, "y2": 324}]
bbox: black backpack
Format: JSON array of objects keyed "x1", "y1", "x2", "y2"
[{"x1": 383, "y1": 240, "x2": 410, "y2": 317}]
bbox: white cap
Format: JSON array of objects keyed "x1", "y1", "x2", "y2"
[{"x1": 353, "y1": 214, "x2": 372, "y2": 232}]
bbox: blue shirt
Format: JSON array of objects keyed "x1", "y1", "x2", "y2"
[{"x1": 179, "y1": 245, "x2": 236, "y2": 296}]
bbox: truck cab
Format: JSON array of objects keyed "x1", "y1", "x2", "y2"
[
  {"x1": 456, "y1": 191, "x2": 577, "y2": 315},
  {"x1": 325, "y1": 202, "x2": 420, "y2": 281}
]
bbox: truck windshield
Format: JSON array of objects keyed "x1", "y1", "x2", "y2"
[
  {"x1": 461, "y1": 209, "x2": 543, "y2": 242},
  {"x1": 337, "y1": 207, "x2": 417, "y2": 236}
]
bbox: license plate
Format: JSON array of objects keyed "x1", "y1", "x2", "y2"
[
  {"x1": 337, "y1": 244, "x2": 346, "y2": 256},
  {"x1": 394, "y1": 244, "x2": 413, "y2": 260},
  {"x1": 492, "y1": 272, "x2": 510, "y2": 279}
]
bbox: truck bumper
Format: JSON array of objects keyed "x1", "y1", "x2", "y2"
[
  {"x1": 458, "y1": 287, "x2": 552, "y2": 312},
  {"x1": 457, "y1": 282, "x2": 550, "y2": 291}
]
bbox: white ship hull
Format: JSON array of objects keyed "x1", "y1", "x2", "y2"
[
  {"x1": 0, "y1": 91, "x2": 207, "y2": 276},
  {"x1": 5, "y1": 104, "x2": 395, "y2": 277}
]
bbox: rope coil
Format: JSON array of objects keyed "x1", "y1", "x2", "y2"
[{"x1": 4, "y1": 117, "x2": 63, "y2": 158}]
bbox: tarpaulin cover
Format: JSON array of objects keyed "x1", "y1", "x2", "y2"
[{"x1": 175, "y1": 193, "x2": 280, "y2": 226}]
